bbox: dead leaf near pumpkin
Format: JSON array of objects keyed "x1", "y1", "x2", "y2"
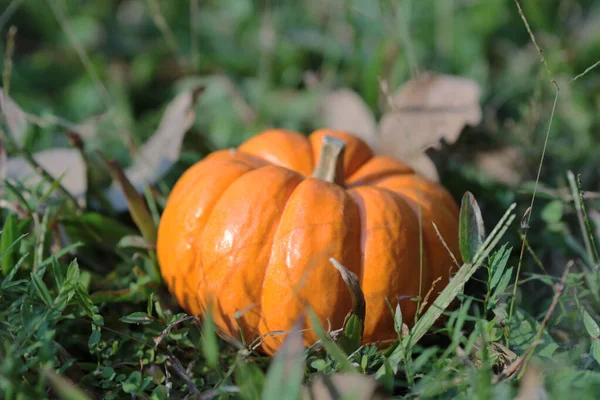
[
  {"x1": 474, "y1": 146, "x2": 525, "y2": 187},
  {"x1": 1, "y1": 87, "x2": 201, "y2": 212},
  {"x1": 105, "y1": 87, "x2": 203, "y2": 211},
  {"x1": 319, "y1": 88, "x2": 379, "y2": 151},
  {"x1": 379, "y1": 73, "x2": 482, "y2": 158},
  {"x1": 318, "y1": 73, "x2": 482, "y2": 182},
  {"x1": 1, "y1": 149, "x2": 87, "y2": 199}
]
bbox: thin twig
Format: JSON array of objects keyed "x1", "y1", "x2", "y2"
[
  {"x1": 158, "y1": 344, "x2": 200, "y2": 395},
  {"x1": 432, "y1": 221, "x2": 461, "y2": 268},
  {"x1": 509, "y1": 1, "x2": 560, "y2": 323},
  {"x1": 154, "y1": 315, "x2": 196, "y2": 347},
  {"x1": 570, "y1": 59, "x2": 600, "y2": 83}
]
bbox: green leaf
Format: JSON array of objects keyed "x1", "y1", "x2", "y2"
[
  {"x1": 505, "y1": 308, "x2": 558, "y2": 357},
  {"x1": 488, "y1": 267, "x2": 513, "y2": 310},
  {"x1": 337, "y1": 314, "x2": 363, "y2": 355},
  {"x1": 1, "y1": 252, "x2": 28, "y2": 289},
  {"x1": 459, "y1": 191, "x2": 486, "y2": 263},
  {"x1": 119, "y1": 312, "x2": 154, "y2": 325},
  {"x1": 151, "y1": 385, "x2": 169, "y2": 400},
  {"x1": 394, "y1": 304, "x2": 403, "y2": 335},
  {"x1": 591, "y1": 340, "x2": 600, "y2": 366},
  {"x1": 262, "y1": 318, "x2": 306, "y2": 400},
  {"x1": 541, "y1": 200, "x2": 564, "y2": 224},
  {"x1": 122, "y1": 371, "x2": 142, "y2": 394},
  {"x1": 1, "y1": 213, "x2": 19, "y2": 276},
  {"x1": 31, "y1": 270, "x2": 53, "y2": 306},
  {"x1": 88, "y1": 330, "x2": 101, "y2": 351},
  {"x1": 489, "y1": 245, "x2": 512, "y2": 289},
  {"x1": 147, "y1": 292, "x2": 154, "y2": 316},
  {"x1": 581, "y1": 307, "x2": 600, "y2": 338},
  {"x1": 201, "y1": 310, "x2": 219, "y2": 369},
  {"x1": 236, "y1": 362, "x2": 265, "y2": 400}
]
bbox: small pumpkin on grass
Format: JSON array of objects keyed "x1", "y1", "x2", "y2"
[{"x1": 157, "y1": 129, "x2": 461, "y2": 355}]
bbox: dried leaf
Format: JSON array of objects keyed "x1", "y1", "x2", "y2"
[
  {"x1": 515, "y1": 364, "x2": 547, "y2": 400},
  {"x1": 475, "y1": 146, "x2": 524, "y2": 186},
  {"x1": 102, "y1": 158, "x2": 157, "y2": 245},
  {"x1": 2, "y1": 149, "x2": 87, "y2": 198},
  {"x1": 379, "y1": 73, "x2": 482, "y2": 158},
  {"x1": 0, "y1": 89, "x2": 28, "y2": 144},
  {"x1": 401, "y1": 153, "x2": 439, "y2": 182},
  {"x1": 302, "y1": 373, "x2": 392, "y2": 400},
  {"x1": 105, "y1": 88, "x2": 203, "y2": 211},
  {"x1": 319, "y1": 88, "x2": 379, "y2": 150},
  {"x1": 318, "y1": 73, "x2": 481, "y2": 183}
]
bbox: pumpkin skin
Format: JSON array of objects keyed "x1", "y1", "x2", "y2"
[{"x1": 157, "y1": 129, "x2": 461, "y2": 355}]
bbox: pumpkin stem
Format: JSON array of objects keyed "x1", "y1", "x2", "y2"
[{"x1": 312, "y1": 135, "x2": 346, "y2": 185}]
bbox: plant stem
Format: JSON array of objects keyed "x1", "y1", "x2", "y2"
[{"x1": 312, "y1": 135, "x2": 346, "y2": 186}]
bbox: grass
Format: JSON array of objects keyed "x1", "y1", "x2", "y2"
[{"x1": 2, "y1": 0, "x2": 600, "y2": 398}]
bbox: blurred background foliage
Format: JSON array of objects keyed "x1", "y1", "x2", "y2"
[{"x1": 3, "y1": 0, "x2": 600, "y2": 292}]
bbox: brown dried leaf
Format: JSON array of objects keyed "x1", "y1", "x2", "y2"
[
  {"x1": 319, "y1": 88, "x2": 379, "y2": 150},
  {"x1": 3, "y1": 149, "x2": 86, "y2": 198},
  {"x1": 105, "y1": 88, "x2": 203, "y2": 210},
  {"x1": 515, "y1": 364, "x2": 547, "y2": 400},
  {"x1": 379, "y1": 72, "x2": 482, "y2": 157},
  {"x1": 475, "y1": 146, "x2": 525, "y2": 187},
  {"x1": 319, "y1": 73, "x2": 481, "y2": 182},
  {"x1": 401, "y1": 153, "x2": 439, "y2": 182}
]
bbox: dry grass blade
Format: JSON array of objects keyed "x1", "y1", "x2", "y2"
[
  {"x1": 509, "y1": 0, "x2": 560, "y2": 324},
  {"x1": 330, "y1": 258, "x2": 366, "y2": 323},
  {"x1": 101, "y1": 156, "x2": 157, "y2": 246}
]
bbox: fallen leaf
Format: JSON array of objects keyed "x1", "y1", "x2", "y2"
[
  {"x1": 475, "y1": 146, "x2": 524, "y2": 186},
  {"x1": 319, "y1": 88, "x2": 379, "y2": 150},
  {"x1": 0, "y1": 89, "x2": 28, "y2": 145},
  {"x1": 401, "y1": 153, "x2": 439, "y2": 182},
  {"x1": 318, "y1": 73, "x2": 482, "y2": 182},
  {"x1": 301, "y1": 373, "x2": 392, "y2": 400},
  {"x1": 2, "y1": 149, "x2": 86, "y2": 198},
  {"x1": 515, "y1": 364, "x2": 547, "y2": 400},
  {"x1": 379, "y1": 73, "x2": 482, "y2": 156},
  {"x1": 105, "y1": 87, "x2": 203, "y2": 211}
]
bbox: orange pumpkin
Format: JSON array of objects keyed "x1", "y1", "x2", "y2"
[{"x1": 157, "y1": 129, "x2": 461, "y2": 355}]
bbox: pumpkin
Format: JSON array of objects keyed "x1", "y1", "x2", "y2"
[{"x1": 157, "y1": 129, "x2": 461, "y2": 355}]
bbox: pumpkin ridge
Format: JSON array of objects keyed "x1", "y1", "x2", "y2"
[
  {"x1": 185, "y1": 163, "x2": 261, "y2": 315},
  {"x1": 198, "y1": 165, "x2": 303, "y2": 340},
  {"x1": 256, "y1": 172, "x2": 308, "y2": 344},
  {"x1": 377, "y1": 184, "x2": 459, "y2": 307}
]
